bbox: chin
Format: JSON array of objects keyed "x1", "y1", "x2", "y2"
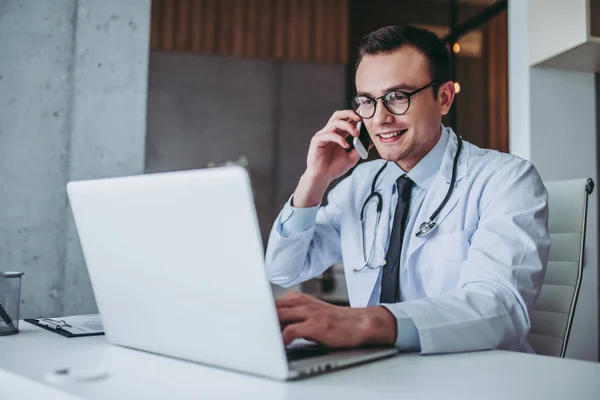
[{"x1": 378, "y1": 149, "x2": 406, "y2": 163}]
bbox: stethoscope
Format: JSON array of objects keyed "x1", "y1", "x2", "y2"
[{"x1": 354, "y1": 136, "x2": 463, "y2": 272}]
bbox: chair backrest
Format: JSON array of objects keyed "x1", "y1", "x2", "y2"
[{"x1": 528, "y1": 178, "x2": 594, "y2": 357}]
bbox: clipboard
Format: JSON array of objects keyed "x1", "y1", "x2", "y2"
[{"x1": 24, "y1": 316, "x2": 105, "y2": 338}]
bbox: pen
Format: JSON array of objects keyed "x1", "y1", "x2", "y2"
[{"x1": 0, "y1": 303, "x2": 16, "y2": 330}]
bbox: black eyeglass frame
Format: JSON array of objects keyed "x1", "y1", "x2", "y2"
[{"x1": 351, "y1": 80, "x2": 442, "y2": 119}]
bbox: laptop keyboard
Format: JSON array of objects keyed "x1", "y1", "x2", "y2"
[{"x1": 285, "y1": 345, "x2": 334, "y2": 361}]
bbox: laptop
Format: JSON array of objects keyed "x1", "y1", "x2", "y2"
[{"x1": 66, "y1": 166, "x2": 398, "y2": 380}]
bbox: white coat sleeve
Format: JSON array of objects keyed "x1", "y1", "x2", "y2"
[
  {"x1": 383, "y1": 160, "x2": 550, "y2": 354},
  {"x1": 264, "y1": 177, "x2": 350, "y2": 288}
]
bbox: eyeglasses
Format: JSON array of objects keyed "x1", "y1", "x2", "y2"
[{"x1": 350, "y1": 81, "x2": 440, "y2": 119}]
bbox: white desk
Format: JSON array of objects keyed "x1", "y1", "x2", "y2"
[{"x1": 1, "y1": 323, "x2": 599, "y2": 400}]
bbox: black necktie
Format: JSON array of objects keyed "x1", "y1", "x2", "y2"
[{"x1": 380, "y1": 175, "x2": 413, "y2": 304}]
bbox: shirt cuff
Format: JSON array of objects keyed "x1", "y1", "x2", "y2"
[
  {"x1": 278, "y1": 196, "x2": 320, "y2": 237},
  {"x1": 380, "y1": 305, "x2": 421, "y2": 352}
]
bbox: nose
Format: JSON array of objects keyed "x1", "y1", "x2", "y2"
[{"x1": 372, "y1": 99, "x2": 394, "y2": 126}]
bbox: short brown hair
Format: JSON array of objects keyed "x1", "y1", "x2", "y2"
[{"x1": 357, "y1": 25, "x2": 451, "y2": 96}]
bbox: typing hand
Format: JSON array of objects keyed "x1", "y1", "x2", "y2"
[{"x1": 275, "y1": 291, "x2": 397, "y2": 348}]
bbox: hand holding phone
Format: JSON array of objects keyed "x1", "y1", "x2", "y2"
[{"x1": 295, "y1": 110, "x2": 364, "y2": 207}]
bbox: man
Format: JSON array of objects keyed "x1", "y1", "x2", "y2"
[{"x1": 265, "y1": 25, "x2": 550, "y2": 354}]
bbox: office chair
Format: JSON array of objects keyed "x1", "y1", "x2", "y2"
[{"x1": 528, "y1": 178, "x2": 595, "y2": 357}]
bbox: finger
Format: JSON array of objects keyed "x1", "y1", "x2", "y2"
[
  {"x1": 323, "y1": 119, "x2": 360, "y2": 138},
  {"x1": 277, "y1": 292, "x2": 330, "y2": 310},
  {"x1": 328, "y1": 110, "x2": 362, "y2": 125},
  {"x1": 348, "y1": 147, "x2": 361, "y2": 163},
  {"x1": 277, "y1": 306, "x2": 309, "y2": 326},
  {"x1": 312, "y1": 132, "x2": 350, "y2": 150},
  {"x1": 281, "y1": 322, "x2": 316, "y2": 346},
  {"x1": 275, "y1": 291, "x2": 312, "y2": 309}
]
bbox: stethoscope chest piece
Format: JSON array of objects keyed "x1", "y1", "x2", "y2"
[{"x1": 416, "y1": 220, "x2": 436, "y2": 238}]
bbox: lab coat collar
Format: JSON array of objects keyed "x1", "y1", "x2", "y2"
[
  {"x1": 439, "y1": 126, "x2": 468, "y2": 184},
  {"x1": 408, "y1": 126, "x2": 449, "y2": 190}
]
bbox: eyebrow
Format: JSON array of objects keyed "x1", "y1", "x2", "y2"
[{"x1": 356, "y1": 84, "x2": 418, "y2": 98}]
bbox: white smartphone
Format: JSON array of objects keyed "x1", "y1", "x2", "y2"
[{"x1": 352, "y1": 121, "x2": 371, "y2": 160}]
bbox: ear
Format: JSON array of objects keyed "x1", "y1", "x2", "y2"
[{"x1": 437, "y1": 81, "x2": 456, "y2": 116}]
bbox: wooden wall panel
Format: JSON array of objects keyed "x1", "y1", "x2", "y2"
[
  {"x1": 174, "y1": 0, "x2": 190, "y2": 51},
  {"x1": 203, "y1": 0, "x2": 218, "y2": 53},
  {"x1": 245, "y1": 0, "x2": 259, "y2": 56},
  {"x1": 190, "y1": 0, "x2": 203, "y2": 52},
  {"x1": 162, "y1": 0, "x2": 175, "y2": 50},
  {"x1": 150, "y1": 0, "x2": 161, "y2": 49},
  {"x1": 273, "y1": 0, "x2": 287, "y2": 59},
  {"x1": 487, "y1": 9, "x2": 509, "y2": 153},
  {"x1": 218, "y1": 0, "x2": 233, "y2": 55},
  {"x1": 313, "y1": 0, "x2": 326, "y2": 63},
  {"x1": 338, "y1": 0, "x2": 348, "y2": 64},
  {"x1": 257, "y1": 0, "x2": 274, "y2": 58},
  {"x1": 150, "y1": 0, "x2": 349, "y2": 64}
]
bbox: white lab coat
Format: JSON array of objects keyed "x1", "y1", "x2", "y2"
[{"x1": 265, "y1": 130, "x2": 550, "y2": 354}]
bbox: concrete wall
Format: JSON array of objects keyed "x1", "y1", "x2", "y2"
[
  {"x1": 509, "y1": 0, "x2": 599, "y2": 361},
  {"x1": 0, "y1": 0, "x2": 77, "y2": 318},
  {"x1": 276, "y1": 63, "x2": 348, "y2": 207},
  {"x1": 62, "y1": 0, "x2": 151, "y2": 315},
  {"x1": 530, "y1": 68, "x2": 599, "y2": 362},
  {"x1": 0, "y1": 0, "x2": 150, "y2": 318},
  {"x1": 145, "y1": 53, "x2": 278, "y2": 244},
  {"x1": 508, "y1": 0, "x2": 531, "y2": 160},
  {"x1": 145, "y1": 53, "x2": 346, "y2": 245}
]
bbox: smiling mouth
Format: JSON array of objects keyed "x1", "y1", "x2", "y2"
[{"x1": 377, "y1": 129, "x2": 408, "y2": 140}]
